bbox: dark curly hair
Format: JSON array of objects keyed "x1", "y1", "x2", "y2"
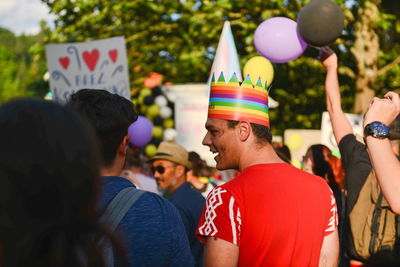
[{"x1": 66, "y1": 89, "x2": 138, "y2": 167}]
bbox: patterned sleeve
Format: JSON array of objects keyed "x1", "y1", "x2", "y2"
[
  {"x1": 324, "y1": 189, "x2": 339, "y2": 236},
  {"x1": 196, "y1": 186, "x2": 241, "y2": 246}
]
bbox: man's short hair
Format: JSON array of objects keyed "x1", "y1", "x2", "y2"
[
  {"x1": 227, "y1": 120, "x2": 272, "y2": 144},
  {"x1": 66, "y1": 89, "x2": 138, "y2": 167}
]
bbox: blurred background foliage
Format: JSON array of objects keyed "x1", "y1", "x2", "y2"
[{"x1": 1, "y1": 0, "x2": 400, "y2": 136}]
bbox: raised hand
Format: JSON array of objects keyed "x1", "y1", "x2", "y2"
[
  {"x1": 364, "y1": 92, "x2": 400, "y2": 127},
  {"x1": 319, "y1": 46, "x2": 338, "y2": 70}
]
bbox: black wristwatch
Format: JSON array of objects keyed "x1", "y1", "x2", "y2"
[{"x1": 364, "y1": 121, "x2": 390, "y2": 139}]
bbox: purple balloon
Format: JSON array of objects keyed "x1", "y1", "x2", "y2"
[
  {"x1": 128, "y1": 115, "x2": 153, "y2": 147},
  {"x1": 254, "y1": 17, "x2": 307, "y2": 63}
]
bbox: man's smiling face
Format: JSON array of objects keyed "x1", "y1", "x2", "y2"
[{"x1": 202, "y1": 118, "x2": 240, "y2": 170}]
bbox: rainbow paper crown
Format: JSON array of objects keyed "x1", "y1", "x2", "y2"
[{"x1": 208, "y1": 72, "x2": 269, "y2": 127}]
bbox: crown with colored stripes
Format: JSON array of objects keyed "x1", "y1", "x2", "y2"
[{"x1": 208, "y1": 72, "x2": 269, "y2": 127}]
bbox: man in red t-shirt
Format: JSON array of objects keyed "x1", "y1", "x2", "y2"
[{"x1": 196, "y1": 72, "x2": 339, "y2": 266}]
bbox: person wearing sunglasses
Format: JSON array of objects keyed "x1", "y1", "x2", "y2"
[{"x1": 151, "y1": 141, "x2": 206, "y2": 267}]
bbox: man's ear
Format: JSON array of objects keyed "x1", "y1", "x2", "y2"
[
  {"x1": 175, "y1": 165, "x2": 186, "y2": 177},
  {"x1": 238, "y1": 120, "x2": 251, "y2": 141},
  {"x1": 118, "y1": 135, "x2": 130, "y2": 156}
]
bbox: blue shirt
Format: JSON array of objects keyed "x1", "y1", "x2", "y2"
[
  {"x1": 100, "y1": 176, "x2": 194, "y2": 267},
  {"x1": 168, "y1": 182, "x2": 205, "y2": 267}
]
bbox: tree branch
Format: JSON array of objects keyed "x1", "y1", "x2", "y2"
[{"x1": 377, "y1": 55, "x2": 400, "y2": 76}]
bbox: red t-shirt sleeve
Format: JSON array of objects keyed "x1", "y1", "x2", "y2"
[
  {"x1": 324, "y1": 189, "x2": 338, "y2": 236},
  {"x1": 196, "y1": 186, "x2": 241, "y2": 246}
]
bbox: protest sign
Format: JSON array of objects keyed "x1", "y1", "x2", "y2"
[
  {"x1": 45, "y1": 36, "x2": 130, "y2": 103},
  {"x1": 321, "y1": 111, "x2": 363, "y2": 155}
]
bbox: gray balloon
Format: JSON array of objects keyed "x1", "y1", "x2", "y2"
[{"x1": 297, "y1": 0, "x2": 344, "y2": 47}]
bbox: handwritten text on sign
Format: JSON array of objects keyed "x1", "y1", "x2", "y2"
[{"x1": 45, "y1": 36, "x2": 130, "y2": 103}]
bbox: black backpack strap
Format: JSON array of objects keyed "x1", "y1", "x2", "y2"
[
  {"x1": 369, "y1": 192, "x2": 383, "y2": 255},
  {"x1": 99, "y1": 187, "x2": 145, "y2": 267},
  {"x1": 100, "y1": 186, "x2": 145, "y2": 232}
]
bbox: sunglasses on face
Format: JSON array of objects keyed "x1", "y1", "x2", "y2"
[{"x1": 151, "y1": 165, "x2": 174, "y2": 174}]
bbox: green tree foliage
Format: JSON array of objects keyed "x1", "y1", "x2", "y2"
[
  {"x1": 0, "y1": 27, "x2": 49, "y2": 103},
  {"x1": 0, "y1": 45, "x2": 21, "y2": 101},
  {"x1": 343, "y1": 0, "x2": 400, "y2": 114},
  {"x1": 40, "y1": 0, "x2": 400, "y2": 135}
]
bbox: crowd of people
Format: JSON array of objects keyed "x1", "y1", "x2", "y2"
[{"x1": 1, "y1": 47, "x2": 400, "y2": 267}]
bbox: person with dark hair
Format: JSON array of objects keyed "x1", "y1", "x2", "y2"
[
  {"x1": 321, "y1": 46, "x2": 400, "y2": 266},
  {"x1": 303, "y1": 144, "x2": 344, "y2": 221},
  {"x1": 187, "y1": 151, "x2": 216, "y2": 198},
  {"x1": 67, "y1": 89, "x2": 193, "y2": 266},
  {"x1": 272, "y1": 141, "x2": 292, "y2": 164},
  {"x1": 121, "y1": 150, "x2": 161, "y2": 195},
  {"x1": 196, "y1": 73, "x2": 339, "y2": 266},
  {"x1": 0, "y1": 98, "x2": 118, "y2": 266}
]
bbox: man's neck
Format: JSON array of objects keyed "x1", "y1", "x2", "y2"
[
  {"x1": 238, "y1": 143, "x2": 285, "y2": 172},
  {"x1": 167, "y1": 178, "x2": 186, "y2": 195},
  {"x1": 101, "y1": 165, "x2": 122, "y2": 177},
  {"x1": 100, "y1": 157, "x2": 125, "y2": 177}
]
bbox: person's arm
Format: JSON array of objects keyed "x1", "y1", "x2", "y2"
[
  {"x1": 203, "y1": 237, "x2": 239, "y2": 267},
  {"x1": 364, "y1": 91, "x2": 400, "y2": 214},
  {"x1": 320, "y1": 47, "x2": 353, "y2": 144},
  {"x1": 319, "y1": 229, "x2": 339, "y2": 267},
  {"x1": 196, "y1": 187, "x2": 241, "y2": 266}
]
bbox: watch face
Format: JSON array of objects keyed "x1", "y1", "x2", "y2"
[{"x1": 370, "y1": 121, "x2": 389, "y2": 138}]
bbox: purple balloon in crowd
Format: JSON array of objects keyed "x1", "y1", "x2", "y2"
[
  {"x1": 128, "y1": 115, "x2": 153, "y2": 147},
  {"x1": 254, "y1": 17, "x2": 307, "y2": 63}
]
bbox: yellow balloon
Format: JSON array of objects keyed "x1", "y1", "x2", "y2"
[
  {"x1": 140, "y1": 88, "x2": 152, "y2": 97},
  {"x1": 243, "y1": 56, "x2": 274, "y2": 86},
  {"x1": 163, "y1": 118, "x2": 174, "y2": 129},
  {"x1": 139, "y1": 105, "x2": 148, "y2": 115},
  {"x1": 147, "y1": 104, "x2": 160, "y2": 117},
  {"x1": 286, "y1": 133, "x2": 303, "y2": 152},
  {"x1": 153, "y1": 126, "x2": 164, "y2": 139},
  {"x1": 145, "y1": 144, "x2": 157, "y2": 157}
]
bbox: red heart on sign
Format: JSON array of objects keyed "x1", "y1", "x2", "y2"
[
  {"x1": 109, "y1": 49, "x2": 118, "y2": 63},
  {"x1": 59, "y1": 57, "x2": 70, "y2": 70},
  {"x1": 82, "y1": 49, "x2": 100, "y2": 71}
]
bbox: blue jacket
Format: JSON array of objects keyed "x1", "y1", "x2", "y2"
[
  {"x1": 168, "y1": 182, "x2": 205, "y2": 267},
  {"x1": 100, "y1": 176, "x2": 194, "y2": 267}
]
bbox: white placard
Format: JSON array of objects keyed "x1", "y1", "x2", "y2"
[
  {"x1": 321, "y1": 111, "x2": 363, "y2": 153},
  {"x1": 45, "y1": 36, "x2": 130, "y2": 103},
  {"x1": 174, "y1": 94, "x2": 216, "y2": 166}
]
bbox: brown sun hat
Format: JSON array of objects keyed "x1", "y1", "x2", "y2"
[{"x1": 151, "y1": 141, "x2": 192, "y2": 170}]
